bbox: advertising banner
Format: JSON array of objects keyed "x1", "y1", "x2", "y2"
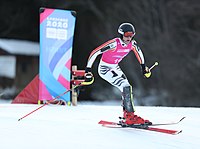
[{"x1": 39, "y1": 8, "x2": 76, "y2": 102}]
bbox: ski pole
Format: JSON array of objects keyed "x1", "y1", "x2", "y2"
[
  {"x1": 149, "y1": 61, "x2": 159, "y2": 71},
  {"x1": 144, "y1": 62, "x2": 159, "y2": 78},
  {"x1": 18, "y1": 83, "x2": 81, "y2": 121}
]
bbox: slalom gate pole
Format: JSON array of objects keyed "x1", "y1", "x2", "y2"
[{"x1": 18, "y1": 84, "x2": 81, "y2": 121}]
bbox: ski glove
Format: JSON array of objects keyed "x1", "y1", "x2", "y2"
[
  {"x1": 141, "y1": 64, "x2": 151, "y2": 78},
  {"x1": 83, "y1": 67, "x2": 94, "y2": 85}
]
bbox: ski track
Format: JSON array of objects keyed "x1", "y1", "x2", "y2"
[{"x1": 0, "y1": 103, "x2": 200, "y2": 149}]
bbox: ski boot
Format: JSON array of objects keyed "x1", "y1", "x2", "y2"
[{"x1": 123, "y1": 110, "x2": 152, "y2": 125}]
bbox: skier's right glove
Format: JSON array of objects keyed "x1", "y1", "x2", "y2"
[
  {"x1": 141, "y1": 64, "x2": 151, "y2": 78},
  {"x1": 82, "y1": 67, "x2": 94, "y2": 85}
]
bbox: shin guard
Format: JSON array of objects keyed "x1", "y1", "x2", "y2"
[{"x1": 122, "y1": 86, "x2": 135, "y2": 112}]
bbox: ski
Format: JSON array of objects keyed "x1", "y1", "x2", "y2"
[
  {"x1": 99, "y1": 117, "x2": 185, "y2": 127},
  {"x1": 99, "y1": 121, "x2": 182, "y2": 135},
  {"x1": 151, "y1": 117, "x2": 185, "y2": 126},
  {"x1": 98, "y1": 117, "x2": 185, "y2": 135}
]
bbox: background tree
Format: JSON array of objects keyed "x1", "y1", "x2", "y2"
[{"x1": 0, "y1": 0, "x2": 199, "y2": 106}]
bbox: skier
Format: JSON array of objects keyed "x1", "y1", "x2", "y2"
[{"x1": 84, "y1": 22, "x2": 152, "y2": 125}]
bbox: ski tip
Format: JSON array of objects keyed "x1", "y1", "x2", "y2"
[
  {"x1": 98, "y1": 120, "x2": 118, "y2": 125},
  {"x1": 180, "y1": 117, "x2": 186, "y2": 122},
  {"x1": 98, "y1": 120, "x2": 103, "y2": 124},
  {"x1": 174, "y1": 130, "x2": 183, "y2": 135}
]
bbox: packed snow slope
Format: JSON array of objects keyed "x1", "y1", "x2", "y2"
[{"x1": 0, "y1": 102, "x2": 199, "y2": 149}]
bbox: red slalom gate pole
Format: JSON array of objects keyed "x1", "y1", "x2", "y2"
[{"x1": 18, "y1": 84, "x2": 80, "y2": 121}]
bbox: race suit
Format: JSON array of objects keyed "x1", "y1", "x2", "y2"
[{"x1": 86, "y1": 37, "x2": 145, "y2": 92}]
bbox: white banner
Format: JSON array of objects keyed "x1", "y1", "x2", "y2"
[{"x1": 0, "y1": 56, "x2": 16, "y2": 78}]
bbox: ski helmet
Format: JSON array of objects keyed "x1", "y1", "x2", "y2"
[{"x1": 118, "y1": 23, "x2": 135, "y2": 37}]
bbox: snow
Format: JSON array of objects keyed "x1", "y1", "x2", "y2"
[{"x1": 0, "y1": 102, "x2": 200, "y2": 149}]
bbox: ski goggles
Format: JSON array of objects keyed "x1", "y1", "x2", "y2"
[{"x1": 124, "y1": 32, "x2": 134, "y2": 37}]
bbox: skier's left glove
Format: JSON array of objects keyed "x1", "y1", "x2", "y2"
[
  {"x1": 141, "y1": 64, "x2": 151, "y2": 78},
  {"x1": 82, "y1": 67, "x2": 94, "y2": 85}
]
